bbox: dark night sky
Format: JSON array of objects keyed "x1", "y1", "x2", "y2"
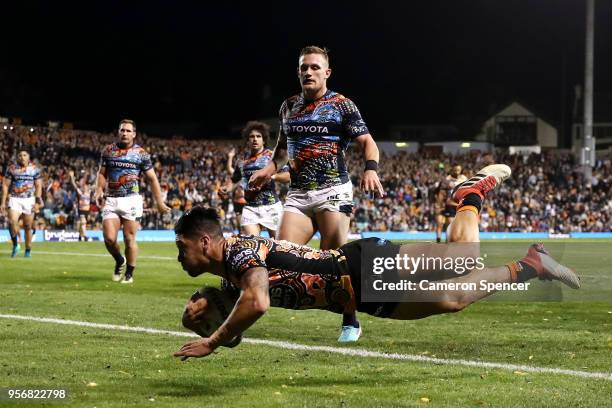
[{"x1": 1, "y1": 1, "x2": 611, "y2": 143}]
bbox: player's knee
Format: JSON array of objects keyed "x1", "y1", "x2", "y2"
[{"x1": 124, "y1": 236, "x2": 138, "y2": 248}]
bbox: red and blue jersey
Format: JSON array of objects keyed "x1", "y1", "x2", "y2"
[
  {"x1": 232, "y1": 148, "x2": 287, "y2": 207},
  {"x1": 4, "y1": 163, "x2": 41, "y2": 198},
  {"x1": 100, "y1": 143, "x2": 153, "y2": 197},
  {"x1": 280, "y1": 90, "x2": 369, "y2": 190}
]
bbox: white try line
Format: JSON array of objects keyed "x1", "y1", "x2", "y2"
[
  {"x1": 0, "y1": 250, "x2": 174, "y2": 260},
  {"x1": 1, "y1": 313, "x2": 610, "y2": 382}
]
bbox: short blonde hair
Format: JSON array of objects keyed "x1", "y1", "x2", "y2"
[
  {"x1": 299, "y1": 45, "x2": 330, "y2": 66},
  {"x1": 119, "y1": 119, "x2": 136, "y2": 131}
]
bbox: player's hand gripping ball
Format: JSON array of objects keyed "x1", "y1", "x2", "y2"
[{"x1": 187, "y1": 287, "x2": 242, "y2": 348}]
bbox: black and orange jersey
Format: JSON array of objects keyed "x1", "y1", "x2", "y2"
[{"x1": 222, "y1": 235, "x2": 354, "y2": 314}]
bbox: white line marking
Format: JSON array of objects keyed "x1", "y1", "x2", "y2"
[
  {"x1": 1, "y1": 313, "x2": 610, "y2": 381},
  {"x1": 0, "y1": 250, "x2": 174, "y2": 260}
]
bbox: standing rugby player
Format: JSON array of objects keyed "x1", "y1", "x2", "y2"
[
  {"x1": 225, "y1": 121, "x2": 289, "y2": 237},
  {"x1": 69, "y1": 170, "x2": 92, "y2": 242},
  {"x1": 94, "y1": 119, "x2": 170, "y2": 283},
  {"x1": 250, "y1": 46, "x2": 384, "y2": 342},
  {"x1": 1, "y1": 149, "x2": 42, "y2": 258}
]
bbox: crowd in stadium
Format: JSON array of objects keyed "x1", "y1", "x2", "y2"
[{"x1": 1, "y1": 125, "x2": 610, "y2": 234}]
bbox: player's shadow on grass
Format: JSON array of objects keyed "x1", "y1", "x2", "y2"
[
  {"x1": 45, "y1": 275, "x2": 115, "y2": 285},
  {"x1": 150, "y1": 371, "x2": 414, "y2": 398}
]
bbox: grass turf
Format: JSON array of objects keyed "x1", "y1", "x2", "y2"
[{"x1": 0, "y1": 240, "x2": 611, "y2": 407}]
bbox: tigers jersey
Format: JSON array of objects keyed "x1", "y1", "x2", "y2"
[
  {"x1": 223, "y1": 235, "x2": 355, "y2": 314},
  {"x1": 4, "y1": 163, "x2": 41, "y2": 198},
  {"x1": 231, "y1": 149, "x2": 286, "y2": 207},
  {"x1": 100, "y1": 143, "x2": 153, "y2": 197},
  {"x1": 280, "y1": 89, "x2": 369, "y2": 191}
]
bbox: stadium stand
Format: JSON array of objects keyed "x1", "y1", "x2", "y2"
[{"x1": 1, "y1": 125, "x2": 610, "y2": 233}]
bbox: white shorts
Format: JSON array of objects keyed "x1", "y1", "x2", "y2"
[
  {"x1": 284, "y1": 181, "x2": 354, "y2": 218},
  {"x1": 102, "y1": 195, "x2": 144, "y2": 221},
  {"x1": 241, "y1": 202, "x2": 283, "y2": 231},
  {"x1": 8, "y1": 196, "x2": 36, "y2": 216}
]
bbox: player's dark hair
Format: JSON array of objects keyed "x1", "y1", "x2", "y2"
[
  {"x1": 300, "y1": 45, "x2": 330, "y2": 66},
  {"x1": 174, "y1": 206, "x2": 223, "y2": 239},
  {"x1": 119, "y1": 118, "x2": 136, "y2": 131},
  {"x1": 241, "y1": 121, "x2": 270, "y2": 147}
]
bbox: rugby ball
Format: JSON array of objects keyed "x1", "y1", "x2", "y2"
[{"x1": 196, "y1": 286, "x2": 242, "y2": 348}]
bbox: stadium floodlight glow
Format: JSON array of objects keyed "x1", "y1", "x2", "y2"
[
  {"x1": 30, "y1": 127, "x2": 34, "y2": 132},
  {"x1": 9, "y1": 126, "x2": 14, "y2": 130},
  {"x1": 461, "y1": 142, "x2": 471, "y2": 148},
  {"x1": 2, "y1": 125, "x2": 6, "y2": 130},
  {"x1": 395, "y1": 142, "x2": 408, "y2": 148}
]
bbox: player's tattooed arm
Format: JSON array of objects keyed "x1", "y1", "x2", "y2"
[{"x1": 207, "y1": 267, "x2": 270, "y2": 349}]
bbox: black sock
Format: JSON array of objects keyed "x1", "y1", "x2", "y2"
[
  {"x1": 113, "y1": 253, "x2": 125, "y2": 264},
  {"x1": 436, "y1": 237, "x2": 441, "y2": 243},
  {"x1": 461, "y1": 193, "x2": 483, "y2": 213},
  {"x1": 516, "y1": 261, "x2": 537, "y2": 282},
  {"x1": 125, "y1": 265, "x2": 135, "y2": 277},
  {"x1": 10, "y1": 234, "x2": 18, "y2": 246},
  {"x1": 342, "y1": 313, "x2": 359, "y2": 328}
]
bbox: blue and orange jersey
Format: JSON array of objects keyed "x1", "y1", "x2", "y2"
[
  {"x1": 100, "y1": 143, "x2": 153, "y2": 197},
  {"x1": 280, "y1": 89, "x2": 369, "y2": 190},
  {"x1": 222, "y1": 235, "x2": 354, "y2": 314},
  {"x1": 4, "y1": 163, "x2": 41, "y2": 198},
  {"x1": 232, "y1": 148, "x2": 287, "y2": 207}
]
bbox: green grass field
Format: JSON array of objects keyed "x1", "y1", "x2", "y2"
[{"x1": 1, "y1": 240, "x2": 611, "y2": 407}]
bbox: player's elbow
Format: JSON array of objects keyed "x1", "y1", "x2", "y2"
[{"x1": 250, "y1": 296, "x2": 270, "y2": 316}]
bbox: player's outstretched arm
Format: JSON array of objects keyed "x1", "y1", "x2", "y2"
[
  {"x1": 68, "y1": 171, "x2": 84, "y2": 197},
  {"x1": 356, "y1": 134, "x2": 384, "y2": 197},
  {"x1": 174, "y1": 267, "x2": 270, "y2": 360},
  {"x1": 144, "y1": 168, "x2": 171, "y2": 213}
]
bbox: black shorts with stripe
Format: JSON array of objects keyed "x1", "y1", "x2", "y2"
[{"x1": 339, "y1": 238, "x2": 401, "y2": 318}]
